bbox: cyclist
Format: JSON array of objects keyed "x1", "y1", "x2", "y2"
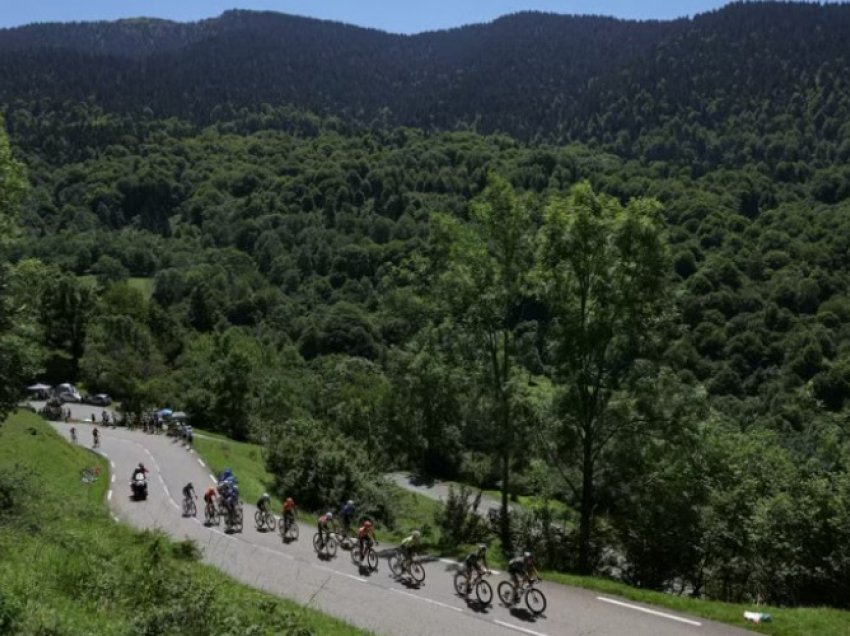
[
  {"x1": 182, "y1": 482, "x2": 196, "y2": 503},
  {"x1": 463, "y1": 544, "x2": 491, "y2": 594},
  {"x1": 203, "y1": 485, "x2": 217, "y2": 511},
  {"x1": 357, "y1": 519, "x2": 377, "y2": 562},
  {"x1": 340, "y1": 499, "x2": 356, "y2": 535},
  {"x1": 257, "y1": 492, "x2": 271, "y2": 513},
  {"x1": 92, "y1": 426, "x2": 100, "y2": 448},
  {"x1": 70, "y1": 427, "x2": 77, "y2": 443},
  {"x1": 317, "y1": 511, "x2": 334, "y2": 548},
  {"x1": 508, "y1": 552, "x2": 540, "y2": 602},
  {"x1": 282, "y1": 496, "x2": 297, "y2": 529},
  {"x1": 399, "y1": 530, "x2": 421, "y2": 569}
]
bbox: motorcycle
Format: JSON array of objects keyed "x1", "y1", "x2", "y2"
[{"x1": 131, "y1": 471, "x2": 148, "y2": 500}]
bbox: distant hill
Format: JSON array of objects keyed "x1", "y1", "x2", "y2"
[{"x1": 1, "y1": 3, "x2": 850, "y2": 169}]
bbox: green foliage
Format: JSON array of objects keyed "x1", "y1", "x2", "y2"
[
  {"x1": 265, "y1": 419, "x2": 395, "y2": 526},
  {"x1": 433, "y1": 485, "x2": 491, "y2": 549}
]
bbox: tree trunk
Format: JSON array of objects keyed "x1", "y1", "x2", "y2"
[
  {"x1": 578, "y1": 427, "x2": 594, "y2": 574},
  {"x1": 500, "y1": 449, "x2": 512, "y2": 553}
]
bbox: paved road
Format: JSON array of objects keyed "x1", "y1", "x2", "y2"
[
  {"x1": 50, "y1": 419, "x2": 753, "y2": 636},
  {"x1": 387, "y1": 472, "x2": 524, "y2": 518}
]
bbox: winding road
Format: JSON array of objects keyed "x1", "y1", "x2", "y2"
[{"x1": 47, "y1": 414, "x2": 752, "y2": 636}]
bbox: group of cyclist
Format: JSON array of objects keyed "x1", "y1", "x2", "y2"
[{"x1": 179, "y1": 471, "x2": 541, "y2": 602}]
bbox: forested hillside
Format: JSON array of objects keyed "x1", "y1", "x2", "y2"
[{"x1": 2, "y1": 0, "x2": 850, "y2": 611}]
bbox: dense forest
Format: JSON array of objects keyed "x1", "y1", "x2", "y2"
[{"x1": 2, "y1": 0, "x2": 850, "y2": 610}]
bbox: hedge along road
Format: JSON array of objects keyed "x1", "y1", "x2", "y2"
[{"x1": 50, "y1": 420, "x2": 753, "y2": 636}]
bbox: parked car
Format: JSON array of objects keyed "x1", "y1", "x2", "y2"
[
  {"x1": 88, "y1": 393, "x2": 112, "y2": 406},
  {"x1": 55, "y1": 382, "x2": 81, "y2": 403}
]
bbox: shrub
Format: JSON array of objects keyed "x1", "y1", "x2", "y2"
[
  {"x1": 266, "y1": 418, "x2": 395, "y2": 526},
  {"x1": 434, "y1": 485, "x2": 491, "y2": 549}
]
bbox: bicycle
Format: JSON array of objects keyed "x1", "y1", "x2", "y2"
[
  {"x1": 204, "y1": 500, "x2": 219, "y2": 526},
  {"x1": 254, "y1": 507, "x2": 276, "y2": 532},
  {"x1": 224, "y1": 504, "x2": 243, "y2": 533},
  {"x1": 182, "y1": 495, "x2": 197, "y2": 517},
  {"x1": 350, "y1": 540, "x2": 379, "y2": 572},
  {"x1": 497, "y1": 578, "x2": 547, "y2": 615},
  {"x1": 279, "y1": 513, "x2": 299, "y2": 542},
  {"x1": 454, "y1": 569, "x2": 493, "y2": 606},
  {"x1": 312, "y1": 532, "x2": 337, "y2": 558},
  {"x1": 388, "y1": 552, "x2": 425, "y2": 583}
]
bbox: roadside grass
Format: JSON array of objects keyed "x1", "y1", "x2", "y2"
[
  {"x1": 543, "y1": 571, "x2": 850, "y2": 636},
  {"x1": 0, "y1": 411, "x2": 365, "y2": 636}
]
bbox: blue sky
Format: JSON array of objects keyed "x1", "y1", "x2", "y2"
[{"x1": 0, "y1": 1, "x2": 841, "y2": 32}]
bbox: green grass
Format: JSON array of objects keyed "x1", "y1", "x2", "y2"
[
  {"x1": 127, "y1": 276, "x2": 154, "y2": 298},
  {"x1": 0, "y1": 411, "x2": 365, "y2": 636},
  {"x1": 193, "y1": 431, "x2": 277, "y2": 507},
  {"x1": 542, "y1": 571, "x2": 850, "y2": 636},
  {"x1": 77, "y1": 275, "x2": 153, "y2": 299}
]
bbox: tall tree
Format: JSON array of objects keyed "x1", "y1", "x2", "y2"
[
  {"x1": 431, "y1": 174, "x2": 533, "y2": 550},
  {"x1": 0, "y1": 115, "x2": 40, "y2": 420},
  {"x1": 537, "y1": 182, "x2": 669, "y2": 573}
]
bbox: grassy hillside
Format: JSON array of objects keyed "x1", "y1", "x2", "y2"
[{"x1": 0, "y1": 410, "x2": 364, "y2": 636}]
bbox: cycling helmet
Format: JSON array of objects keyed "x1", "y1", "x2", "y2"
[
  {"x1": 138, "y1": 462, "x2": 145, "y2": 470},
  {"x1": 412, "y1": 530, "x2": 421, "y2": 539},
  {"x1": 523, "y1": 551, "x2": 532, "y2": 560},
  {"x1": 347, "y1": 499, "x2": 354, "y2": 505},
  {"x1": 326, "y1": 512, "x2": 334, "y2": 520},
  {"x1": 285, "y1": 497, "x2": 294, "y2": 504},
  {"x1": 263, "y1": 492, "x2": 269, "y2": 499},
  {"x1": 478, "y1": 544, "x2": 487, "y2": 554},
  {"x1": 364, "y1": 520, "x2": 373, "y2": 529}
]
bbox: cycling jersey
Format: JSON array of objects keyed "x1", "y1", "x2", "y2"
[
  {"x1": 283, "y1": 499, "x2": 296, "y2": 512},
  {"x1": 318, "y1": 514, "x2": 332, "y2": 527},
  {"x1": 204, "y1": 488, "x2": 216, "y2": 503}
]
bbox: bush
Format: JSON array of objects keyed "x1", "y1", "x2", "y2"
[
  {"x1": 434, "y1": 485, "x2": 491, "y2": 549},
  {"x1": 266, "y1": 419, "x2": 395, "y2": 526}
]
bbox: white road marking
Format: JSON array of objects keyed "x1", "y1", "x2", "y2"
[
  {"x1": 390, "y1": 587, "x2": 463, "y2": 613},
  {"x1": 110, "y1": 460, "x2": 115, "y2": 469},
  {"x1": 110, "y1": 474, "x2": 115, "y2": 483},
  {"x1": 339, "y1": 572, "x2": 367, "y2": 583},
  {"x1": 112, "y1": 515, "x2": 120, "y2": 523},
  {"x1": 493, "y1": 620, "x2": 549, "y2": 636},
  {"x1": 596, "y1": 597, "x2": 702, "y2": 626},
  {"x1": 209, "y1": 474, "x2": 217, "y2": 484},
  {"x1": 197, "y1": 458, "x2": 206, "y2": 467},
  {"x1": 107, "y1": 489, "x2": 112, "y2": 501}
]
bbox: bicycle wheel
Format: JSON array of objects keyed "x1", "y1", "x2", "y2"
[
  {"x1": 453, "y1": 573, "x2": 467, "y2": 596},
  {"x1": 312, "y1": 533, "x2": 323, "y2": 553},
  {"x1": 254, "y1": 509, "x2": 264, "y2": 529},
  {"x1": 235, "y1": 507, "x2": 243, "y2": 532},
  {"x1": 288, "y1": 521, "x2": 299, "y2": 540},
  {"x1": 498, "y1": 581, "x2": 515, "y2": 606},
  {"x1": 279, "y1": 519, "x2": 287, "y2": 540},
  {"x1": 525, "y1": 587, "x2": 547, "y2": 615},
  {"x1": 475, "y1": 579, "x2": 493, "y2": 606},
  {"x1": 389, "y1": 554, "x2": 403, "y2": 576},
  {"x1": 409, "y1": 561, "x2": 425, "y2": 583},
  {"x1": 266, "y1": 513, "x2": 276, "y2": 531},
  {"x1": 326, "y1": 537, "x2": 337, "y2": 557},
  {"x1": 188, "y1": 499, "x2": 196, "y2": 517},
  {"x1": 350, "y1": 545, "x2": 361, "y2": 565},
  {"x1": 366, "y1": 548, "x2": 378, "y2": 572}
]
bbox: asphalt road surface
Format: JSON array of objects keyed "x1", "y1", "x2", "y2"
[{"x1": 49, "y1": 418, "x2": 753, "y2": 636}]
